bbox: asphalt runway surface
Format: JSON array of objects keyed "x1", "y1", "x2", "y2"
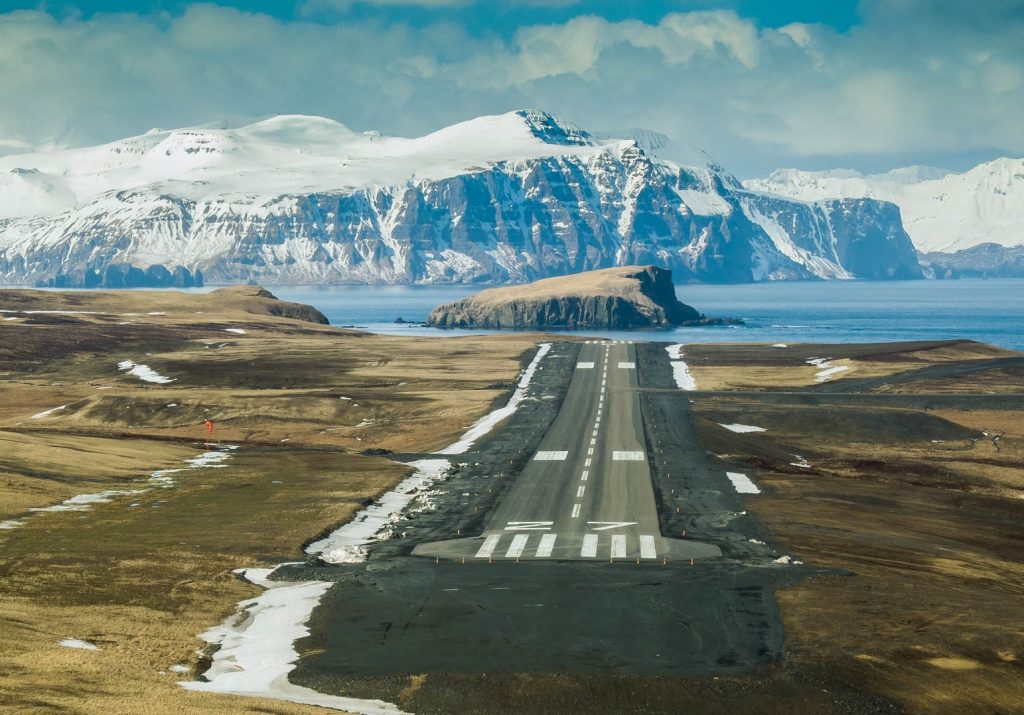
[
  {"x1": 287, "y1": 340, "x2": 803, "y2": 689},
  {"x1": 414, "y1": 341, "x2": 718, "y2": 563}
]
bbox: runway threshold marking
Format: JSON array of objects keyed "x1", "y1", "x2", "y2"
[
  {"x1": 581, "y1": 534, "x2": 598, "y2": 557},
  {"x1": 611, "y1": 535, "x2": 627, "y2": 558},
  {"x1": 536, "y1": 534, "x2": 557, "y2": 558},
  {"x1": 534, "y1": 451, "x2": 568, "y2": 461},
  {"x1": 476, "y1": 534, "x2": 500, "y2": 558},
  {"x1": 639, "y1": 535, "x2": 657, "y2": 559},
  {"x1": 505, "y1": 534, "x2": 529, "y2": 558}
]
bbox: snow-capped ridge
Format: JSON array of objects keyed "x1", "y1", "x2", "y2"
[{"x1": 747, "y1": 157, "x2": 1024, "y2": 252}]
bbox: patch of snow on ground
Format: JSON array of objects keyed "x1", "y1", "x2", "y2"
[
  {"x1": 436, "y1": 342, "x2": 551, "y2": 455},
  {"x1": 59, "y1": 639, "x2": 99, "y2": 650},
  {"x1": 30, "y1": 489, "x2": 148, "y2": 513},
  {"x1": 665, "y1": 343, "x2": 697, "y2": 390},
  {"x1": 180, "y1": 569, "x2": 407, "y2": 715},
  {"x1": 720, "y1": 423, "x2": 767, "y2": 433},
  {"x1": 224, "y1": 328, "x2": 247, "y2": 334},
  {"x1": 790, "y1": 455, "x2": 812, "y2": 468},
  {"x1": 0, "y1": 520, "x2": 24, "y2": 529},
  {"x1": 806, "y1": 357, "x2": 850, "y2": 383},
  {"x1": 118, "y1": 360, "x2": 175, "y2": 384},
  {"x1": 726, "y1": 471, "x2": 761, "y2": 494},
  {"x1": 772, "y1": 343, "x2": 788, "y2": 348},
  {"x1": 773, "y1": 555, "x2": 803, "y2": 565},
  {"x1": 31, "y1": 404, "x2": 67, "y2": 419},
  {"x1": 306, "y1": 459, "x2": 451, "y2": 564}
]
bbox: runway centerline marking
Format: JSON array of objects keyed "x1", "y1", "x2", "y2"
[
  {"x1": 505, "y1": 534, "x2": 529, "y2": 558},
  {"x1": 577, "y1": 485, "x2": 586, "y2": 497},
  {"x1": 587, "y1": 447, "x2": 594, "y2": 455},
  {"x1": 613, "y1": 451, "x2": 645, "y2": 461},
  {"x1": 584, "y1": 458, "x2": 592, "y2": 466},
  {"x1": 571, "y1": 503, "x2": 581, "y2": 518},
  {"x1": 475, "y1": 534, "x2": 500, "y2": 558},
  {"x1": 580, "y1": 470, "x2": 589, "y2": 481},
  {"x1": 611, "y1": 535, "x2": 626, "y2": 558},
  {"x1": 505, "y1": 521, "x2": 554, "y2": 531},
  {"x1": 536, "y1": 534, "x2": 557, "y2": 558},
  {"x1": 534, "y1": 451, "x2": 568, "y2": 461},
  {"x1": 640, "y1": 535, "x2": 657, "y2": 559},
  {"x1": 581, "y1": 534, "x2": 598, "y2": 558}
]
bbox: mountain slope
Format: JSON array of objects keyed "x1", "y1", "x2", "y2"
[
  {"x1": 0, "y1": 111, "x2": 922, "y2": 286},
  {"x1": 746, "y1": 159, "x2": 1024, "y2": 253}
]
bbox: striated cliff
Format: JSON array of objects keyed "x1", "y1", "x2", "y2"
[
  {"x1": 0, "y1": 111, "x2": 922, "y2": 287},
  {"x1": 427, "y1": 265, "x2": 726, "y2": 330}
]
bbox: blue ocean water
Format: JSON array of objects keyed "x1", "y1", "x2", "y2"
[{"x1": 272, "y1": 278, "x2": 1024, "y2": 351}]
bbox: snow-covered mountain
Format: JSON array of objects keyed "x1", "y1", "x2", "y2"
[
  {"x1": 0, "y1": 110, "x2": 921, "y2": 286},
  {"x1": 746, "y1": 159, "x2": 1024, "y2": 253}
]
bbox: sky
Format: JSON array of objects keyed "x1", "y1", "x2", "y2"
[{"x1": 0, "y1": 0, "x2": 1021, "y2": 176}]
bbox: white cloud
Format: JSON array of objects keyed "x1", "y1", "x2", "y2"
[{"x1": 0, "y1": 4, "x2": 1021, "y2": 176}]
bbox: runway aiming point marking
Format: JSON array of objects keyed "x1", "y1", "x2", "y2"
[{"x1": 613, "y1": 451, "x2": 645, "y2": 461}]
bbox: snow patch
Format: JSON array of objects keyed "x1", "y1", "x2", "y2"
[
  {"x1": 180, "y1": 569, "x2": 406, "y2": 715},
  {"x1": 224, "y1": 328, "x2": 247, "y2": 335},
  {"x1": 436, "y1": 342, "x2": 551, "y2": 455},
  {"x1": 31, "y1": 404, "x2": 67, "y2": 419},
  {"x1": 118, "y1": 360, "x2": 175, "y2": 384},
  {"x1": 720, "y1": 423, "x2": 767, "y2": 433},
  {"x1": 726, "y1": 472, "x2": 761, "y2": 494},
  {"x1": 806, "y1": 357, "x2": 850, "y2": 383},
  {"x1": 59, "y1": 639, "x2": 99, "y2": 650},
  {"x1": 665, "y1": 343, "x2": 697, "y2": 390}
]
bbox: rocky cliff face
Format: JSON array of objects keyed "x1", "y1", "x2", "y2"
[
  {"x1": 427, "y1": 265, "x2": 709, "y2": 330},
  {"x1": 0, "y1": 111, "x2": 922, "y2": 286}
]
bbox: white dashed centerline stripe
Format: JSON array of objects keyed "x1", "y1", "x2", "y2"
[
  {"x1": 584, "y1": 458, "x2": 592, "y2": 467},
  {"x1": 581, "y1": 534, "x2": 598, "y2": 557},
  {"x1": 536, "y1": 534, "x2": 557, "y2": 558},
  {"x1": 580, "y1": 470, "x2": 589, "y2": 481},
  {"x1": 476, "y1": 534, "x2": 500, "y2": 558},
  {"x1": 639, "y1": 535, "x2": 657, "y2": 559},
  {"x1": 611, "y1": 534, "x2": 627, "y2": 559},
  {"x1": 571, "y1": 503, "x2": 581, "y2": 518},
  {"x1": 588, "y1": 447, "x2": 594, "y2": 455},
  {"x1": 576, "y1": 485, "x2": 586, "y2": 497},
  {"x1": 505, "y1": 534, "x2": 529, "y2": 559}
]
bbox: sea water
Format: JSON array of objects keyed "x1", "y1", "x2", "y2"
[{"x1": 272, "y1": 278, "x2": 1024, "y2": 351}]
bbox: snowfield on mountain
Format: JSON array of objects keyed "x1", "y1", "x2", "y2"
[
  {"x1": 746, "y1": 158, "x2": 1024, "y2": 253},
  {"x1": 0, "y1": 110, "x2": 921, "y2": 286}
]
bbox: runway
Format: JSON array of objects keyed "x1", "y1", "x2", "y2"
[{"x1": 414, "y1": 340, "x2": 719, "y2": 562}]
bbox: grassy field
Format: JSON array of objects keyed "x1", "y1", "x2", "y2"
[
  {"x1": 691, "y1": 345, "x2": 1024, "y2": 714},
  {"x1": 0, "y1": 286, "x2": 536, "y2": 714}
]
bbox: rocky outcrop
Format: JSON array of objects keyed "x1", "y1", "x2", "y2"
[
  {"x1": 919, "y1": 244, "x2": 1024, "y2": 278},
  {"x1": 427, "y1": 265, "x2": 728, "y2": 330},
  {"x1": 212, "y1": 286, "x2": 330, "y2": 325}
]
